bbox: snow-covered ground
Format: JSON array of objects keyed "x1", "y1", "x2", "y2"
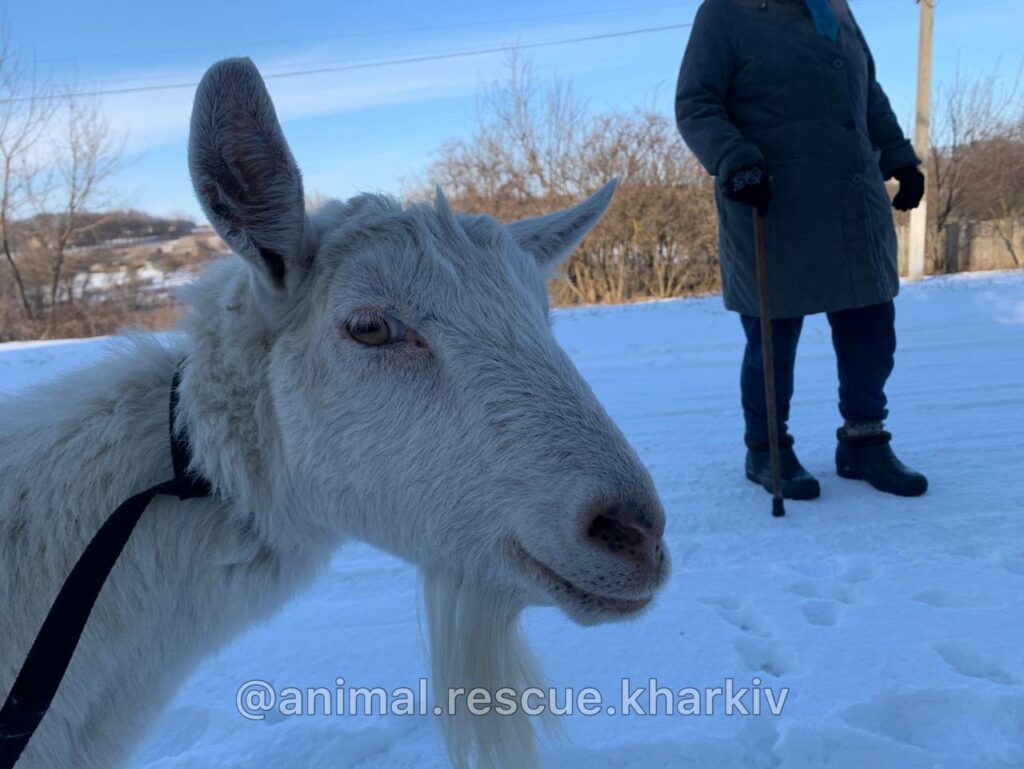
[{"x1": 2, "y1": 272, "x2": 1022, "y2": 769}]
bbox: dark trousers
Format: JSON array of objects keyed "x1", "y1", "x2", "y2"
[{"x1": 740, "y1": 301, "x2": 896, "y2": 445}]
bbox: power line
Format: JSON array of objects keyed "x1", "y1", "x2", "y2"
[
  {"x1": 5, "y1": 0, "x2": 911, "y2": 105},
  {"x1": 31, "y1": 3, "x2": 697, "y2": 64},
  {"x1": 13, "y1": 0, "x2": 911, "y2": 94},
  {"x1": 0, "y1": 24, "x2": 692, "y2": 105}
]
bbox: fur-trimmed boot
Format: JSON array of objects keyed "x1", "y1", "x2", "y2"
[
  {"x1": 745, "y1": 435, "x2": 821, "y2": 500},
  {"x1": 836, "y1": 422, "x2": 928, "y2": 497}
]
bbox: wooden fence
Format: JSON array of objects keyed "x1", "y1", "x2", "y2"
[{"x1": 897, "y1": 218, "x2": 1023, "y2": 276}]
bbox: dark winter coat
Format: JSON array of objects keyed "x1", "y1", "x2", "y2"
[{"x1": 675, "y1": 0, "x2": 919, "y2": 318}]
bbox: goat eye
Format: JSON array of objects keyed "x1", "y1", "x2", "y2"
[{"x1": 345, "y1": 313, "x2": 406, "y2": 346}]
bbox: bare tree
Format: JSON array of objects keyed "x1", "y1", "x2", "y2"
[
  {"x1": 929, "y1": 64, "x2": 1024, "y2": 269},
  {"x1": 986, "y1": 116, "x2": 1024, "y2": 266},
  {"x1": 428, "y1": 52, "x2": 587, "y2": 215},
  {"x1": 418, "y1": 53, "x2": 719, "y2": 306},
  {"x1": 0, "y1": 25, "x2": 127, "y2": 337},
  {"x1": 24, "y1": 95, "x2": 126, "y2": 332},
  {"x1": 0, "y1": 27, "x2": 53, "y2": 323}
]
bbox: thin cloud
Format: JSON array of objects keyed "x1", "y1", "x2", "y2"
[
  {"x1": 103, "y1": 60, "x2": 482, "y2": 154},
  {"x1": 81, "y1": 21, "x2": 648, "y2": 153}
]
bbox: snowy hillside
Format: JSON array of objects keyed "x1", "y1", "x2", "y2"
[{"x1": 2, "y1": 272, "x2": 1022, "y2": 769}]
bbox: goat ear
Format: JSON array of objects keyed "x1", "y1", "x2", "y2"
[
  {"x1": 506, "y1": 179, "x2": 617, "y2": 274},
  {"x1": 188, "y1": 57, "x2": 309, "y2": 296}
]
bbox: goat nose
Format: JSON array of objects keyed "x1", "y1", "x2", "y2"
[{"x1": 585, "y1": 500, "x2": 666, "y2": 572}]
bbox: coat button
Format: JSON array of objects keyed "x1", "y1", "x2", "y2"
[
  {"x1": 851, "y1": 173, "x2": 863, "y2": 183},
  {"x1": 833, "y1": 58, "x2": 845, "y2": 69}
]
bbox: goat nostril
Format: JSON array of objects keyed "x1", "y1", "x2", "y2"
[
  {"x1": 582, "y1": 496, "x2": 666, "y2": 572},
  {"x1": 587, "y1": 512, "x2": 647, "y2": 553}
]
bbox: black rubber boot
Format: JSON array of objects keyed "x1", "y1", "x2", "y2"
[
  {"x1": 835, "y1": 428, "x2": 928, "y2": 497},
  {"x1": 745, "y1": 435, "x2": 821, "y2": 501}
]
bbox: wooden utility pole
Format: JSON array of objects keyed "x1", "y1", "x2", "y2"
[{"x1": 907, "y1": 0, "x2": 934, "y2": 281}]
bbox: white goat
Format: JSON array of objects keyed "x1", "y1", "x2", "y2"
[{"x1": 0, "y1": 58, "x2": 670, "y2": 769}]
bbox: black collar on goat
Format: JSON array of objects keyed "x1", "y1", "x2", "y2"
[{"x1": 0, "y1": 363, "x2": 211, "y2": 769}]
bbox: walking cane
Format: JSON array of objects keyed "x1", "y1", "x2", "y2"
[{"x1": 753, "y1": 208, "x2": 786, "y2": 518}]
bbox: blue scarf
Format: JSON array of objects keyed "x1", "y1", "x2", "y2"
[{"x1": 804, "y1": 0, "x2": 839, "y2": 40}]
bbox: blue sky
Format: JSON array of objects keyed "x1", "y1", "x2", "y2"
[{"x1": 8, "y1": 0, "x2": 1023, "y2": 221}]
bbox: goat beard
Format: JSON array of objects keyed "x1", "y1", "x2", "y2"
[{"x1": 423, "y1": 570, "x2": 554, "y2": 769}]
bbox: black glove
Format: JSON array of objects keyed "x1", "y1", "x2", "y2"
[
  {"x1": 890, "y1": 165, "x2": 925, "y2": 211},
  {"x1": 723, "y1": 164, "x2": 772, "y2": 213}
]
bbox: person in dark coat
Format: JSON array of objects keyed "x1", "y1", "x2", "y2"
[{"x1": 675, "y1": 0, "x2": 928, "y2": 498}]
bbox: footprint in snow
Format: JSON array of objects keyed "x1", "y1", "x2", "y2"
[
  {"x1": 800, "y1": 600, "x2": 841, "y2": 627},
  {"x1": 912, "y1": 590, "x2": 988, "y2": 609},
  {"x1": 783, "y1": 555, "x2": 877, "y2": 607},
  {"x1": 716, "y1": 605, "x2": 773, "y2": 638},
  {"x1": 837, "y1": 555, "x2": 878, "y2": 583},
  {"x1": 697, "y1": 594, "x2": 743, "y2": 611},
  {"x1": 785, "y1": 579, "x2": 855, "y2": 605},
  {"x1": 840, "y1": 688, "x2": 1024, "y2": 755},
  {"x1": 935, "y1": 642, "x2": 1021, "y2": 686},
  {"x1": 733, "y1": 636, "x2": 795, "y2": 678}
]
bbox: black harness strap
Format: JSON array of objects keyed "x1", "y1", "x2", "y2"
[{"x1": 0, "y1": 366, "x2": 211, "y2": 769}]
